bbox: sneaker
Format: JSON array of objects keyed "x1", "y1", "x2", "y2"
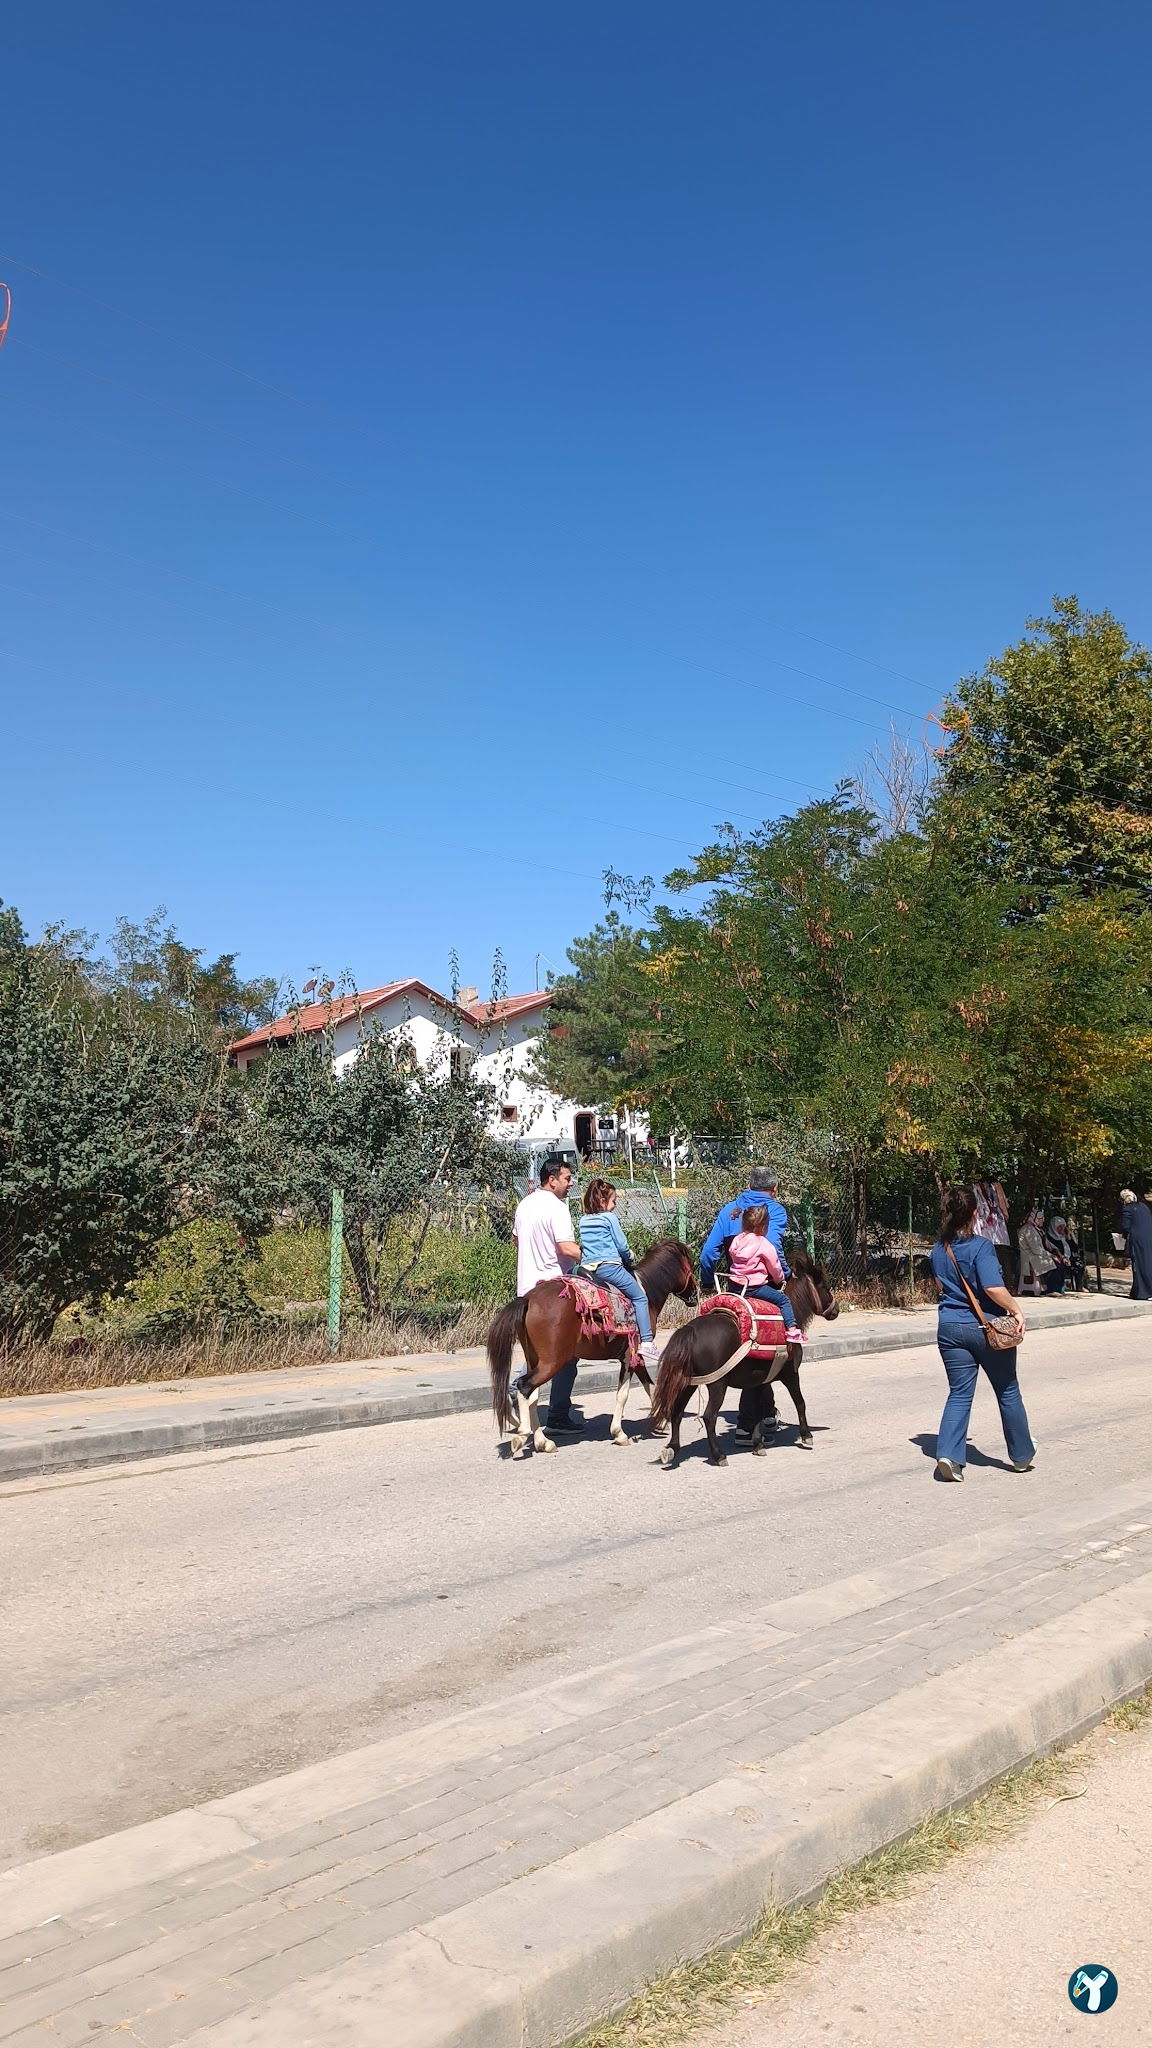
[
  {"x1": 935, "y1": 1458, "x2": 964, "y2": 1482},
  {"x1": 640, "y1": 1338, "x2": 660, "y2": 1366},
  {"x1": 1013, "y1": 1459, "x2": 1035, "y2": 1472},
  {"x1": 785, "y1": 1326, "x2": 803, "y2": 1343},
  {"x1": 546, "y1": 1410, "x2": 585, "y2": 1434}
]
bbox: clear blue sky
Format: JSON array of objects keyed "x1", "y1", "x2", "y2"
[{"x1": 3, "y1": 1, "x2": 1150, "y2": 1003}]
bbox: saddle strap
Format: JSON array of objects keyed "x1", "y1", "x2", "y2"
[{"x1": 691, "y1": 1337, "x2": 754, "y2": 1385}]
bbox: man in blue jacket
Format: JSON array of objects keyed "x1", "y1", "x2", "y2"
[
  {"x1": 700, "y1": 1170, "x2": 791, "y2": 1291},
  {"x1": 700, "y1": 1169, "x2": 791, "y2": 1440}
]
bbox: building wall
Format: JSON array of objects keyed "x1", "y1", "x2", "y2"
[{"x1": 236, "y1": 994, "x2": 637, "y2": 1156}]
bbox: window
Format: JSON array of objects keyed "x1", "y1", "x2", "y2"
[{"x1": 500, "y1": 1103, "x2": 519, "y2": 1123}]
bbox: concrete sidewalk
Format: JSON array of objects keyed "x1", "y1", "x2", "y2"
[
  {"x1": 3, "y1": 1480, "x2": 1152, "y2": 2045},
  {"x1": 2, "y1": 1293, "x2": 1145, "y2": 1480}
]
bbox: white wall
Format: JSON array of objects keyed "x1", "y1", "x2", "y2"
[{"x1": 238, "y1": 992, "x2": 635, "y2": 1154}]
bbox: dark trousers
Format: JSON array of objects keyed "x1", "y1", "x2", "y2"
[
  {"x1": 546, "y1": 1361, "x2": 579, "y2": 1420},
  {"x1": 737, "y1": 1380, "x2": 778, "y2": 1432}
]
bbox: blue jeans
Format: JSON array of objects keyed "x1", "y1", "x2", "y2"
[
  {"x1": 589, "y1": 1261, "x2": 653, "y2": 1341},
  {"x1": 936, "y1": 1315, "x2": 1034, "y2": 1468},
  {"x1": 745, "y1": 1282, "x2": 795, "y2": 1326}
]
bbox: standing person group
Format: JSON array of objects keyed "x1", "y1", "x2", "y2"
[{"x1": 930, "y1": 1185, "x2": 1033, "y2": 1483}]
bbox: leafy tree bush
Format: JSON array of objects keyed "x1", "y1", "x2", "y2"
[
  {"x1": 0, "y1": 905, "x2": 266, "y2": 1347},
  {"x1": 248, "y1": 1023, "x2": 514, "y2": 1318}
]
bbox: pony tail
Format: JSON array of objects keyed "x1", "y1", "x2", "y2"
[
  {"x1": 649, "y1": 1324, "x2": 696, "y2": 1430},
  {"x1": 487, "y1": 1296, "x2": 527, "y2": 1429}
]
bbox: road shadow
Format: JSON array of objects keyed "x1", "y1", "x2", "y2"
[{"x1": 909, "y1": 1431, "x2": 1017, "y2": 1474}]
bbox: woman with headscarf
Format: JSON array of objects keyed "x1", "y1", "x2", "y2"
[
  {"x1": 1017, "y1": 1205, "x2": 1056, "y2": 1295},
  {"x1": 1120, "y1": 1188, "x2": 1152, "y2": 1301}
]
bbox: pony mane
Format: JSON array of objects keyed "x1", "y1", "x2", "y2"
[{"x1": 638, "y1": 1238, "x2": 692, "y2": 1292}]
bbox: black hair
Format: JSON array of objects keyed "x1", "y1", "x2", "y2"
[
  {"x1": 940, "y1": 1186, "x2": 978, "y2": 1242},
  {"x1": 539, "y1": 1155, "x2": 570, "y2": 1187}
]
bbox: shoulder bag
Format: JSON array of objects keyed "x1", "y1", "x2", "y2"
[{"x1": 947, "y1": 1243, "x2": 1024, "y2": 1350}]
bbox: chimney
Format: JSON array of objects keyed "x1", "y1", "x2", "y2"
[{"x1": 457, "y1": 986, "x2": 479, "y2": 1005}]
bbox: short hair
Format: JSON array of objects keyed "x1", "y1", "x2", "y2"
[
  {"x1": 749, "y1": 1169, "x2": 779, "y2": 1193},
  {"x1": 583, "y1": 1178, "x2": 615, "y2": 1214},
  {"x1": 742, "y1": 1205, "x2": 769, "y2": 1234},
  {"x1": 940, "y1": 1186, "x2": 978, "y2": 1242},
  {"x1": 538, "y1": 1155, "x2": 570, "y2": 1187}
]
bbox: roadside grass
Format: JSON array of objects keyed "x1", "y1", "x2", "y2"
[
  {"x1": 575, "y1": 1686, "x2": 1152, "y2": 2048},
  {"x1": 0, "y1": 1303, "x2": 496, "y2": 1397}
]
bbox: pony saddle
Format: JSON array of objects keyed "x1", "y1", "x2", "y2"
[
  {"x1": 561, "y1": 1271, "x2": 643, "y2": 1367},
  {"x1": 700, "y1": 1291, "x2": 799, "y2": 1358}
]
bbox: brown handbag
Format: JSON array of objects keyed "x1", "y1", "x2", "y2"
[{"x1": 947, "y1": 1243, "x2": 1024, "y2": 1350}]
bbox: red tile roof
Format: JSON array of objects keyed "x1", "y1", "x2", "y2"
[
  {"x1": 230, "y1": 983, "x2": 552, "y2": 1056},
  {"x1": 463, "y1": 991, "x2": 553, "y2": 1025}
]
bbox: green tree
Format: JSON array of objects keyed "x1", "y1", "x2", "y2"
[
  {"x1": 250, "y1": 1023, "x2": 512, "y2": 1319},
  {"x1": 929, "y1": 597, "x2": 1152, "y2": 902},
  {"x1": 0, "y1": 906, "x2": 265, "y2": 1346},
  {"x1": 95, "y1": 910, "x2": 278, "y2": 1041}
]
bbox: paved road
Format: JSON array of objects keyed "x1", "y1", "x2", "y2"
[
  {"x1": 699, "y1": 1714, "x2": 1152, "y2": 2046},
  {"x1": 3, "y1": 1320, "x2": 1150, "y2": 1866}
]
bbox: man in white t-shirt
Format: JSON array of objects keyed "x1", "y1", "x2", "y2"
[{"x1": 513, "y1": 1156, "x2": 583, "y2": 1431}]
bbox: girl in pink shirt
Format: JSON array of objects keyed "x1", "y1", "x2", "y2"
[{"x1": 727, "y1": 1206, "x2": 801, "y2": 1337}]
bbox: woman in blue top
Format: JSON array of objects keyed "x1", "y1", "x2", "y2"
[
  {"x1": 578, "y1": 1180, "x2": 659, "y2": 1365},
  {"x1": 929, "y1": 1186, "x2": 1033, "y2": 1483}
]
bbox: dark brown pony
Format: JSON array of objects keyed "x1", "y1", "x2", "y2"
[
  {"x1": 487, "y1": 1241, "x2": 698, "y2": 1458},
  {"x1": 649, "y1": 1249, "x2": 838, "y2": 1468}
]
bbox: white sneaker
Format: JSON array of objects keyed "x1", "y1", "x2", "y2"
[{"x1": 640, "y1": 1338, "x2": 660, "y2": 1366}]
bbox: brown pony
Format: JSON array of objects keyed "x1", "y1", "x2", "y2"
[
  {"x1": 487, "y1": 1241, "x2": 698, "y2": 1458},
  {"x1": 649, "y1": 1249, "x2": 838, "y2": 1468}
]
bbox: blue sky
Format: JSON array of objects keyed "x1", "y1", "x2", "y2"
[{"x1": 3, "y1": 0, "x2": 1150, "y2": 1003}]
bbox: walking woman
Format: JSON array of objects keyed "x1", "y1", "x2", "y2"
[{"x1": 930, "y1": 1186, "x2": 1033, "y2": 1483}]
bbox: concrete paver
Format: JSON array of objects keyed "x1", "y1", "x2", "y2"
[
  {"x1": 3, "y1": 1481, "x2": 1152, "y2": 2042},
  {"x1": 698, "y1": 1716, "x2": 1152, "y2": 2047}
]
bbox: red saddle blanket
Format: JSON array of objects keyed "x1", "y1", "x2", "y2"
[
  {"x1": 558, "y1": 1273, "x2": 643, "y2": 1371},
  {"x1": 699, "y1": 1292, "x2": 798, "y2": 1359}
]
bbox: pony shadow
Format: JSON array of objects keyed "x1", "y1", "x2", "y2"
[{"x1": 909, "y1": 1432, "x2": 1017, "y2": 1474}]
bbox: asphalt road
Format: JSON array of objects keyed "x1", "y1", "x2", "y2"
[{"x1": 3, "y1": 1320, "x2": 1150, "y2": 1866}]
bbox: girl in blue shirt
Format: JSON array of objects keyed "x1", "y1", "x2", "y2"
[
  {"x1": 929, "y1": 1186, "x2": 1033, "y2": 1483},
  {"x1": 578, "y1": 1180, "x2": 659, "y2": 1364}
]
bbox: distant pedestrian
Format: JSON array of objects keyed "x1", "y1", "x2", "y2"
[
  {"x1": 1016, "y1": 1205, "x2": 1056, "y2": 1295},
  {"x1": 929, "y1": 1186, "x2": 1032, "y2": 1483},
  {"x1": 1120, "y1": 1187, "x2": 1152, "y2": 1301},
  {"x1": 973, "y1": 1178, "x2": 1014, "y2": 1289},
  {"x1": 1047, "y1": 1216, "x2": 1085, "y2": 1293}
]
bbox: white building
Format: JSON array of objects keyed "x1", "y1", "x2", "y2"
[{"x1": 230, "y1": 980, "x2": 634, "y2": 1165}]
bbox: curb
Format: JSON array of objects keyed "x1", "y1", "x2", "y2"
[
  {"x1": 2, "y1": 1297, "x2": 1147, "y2": 1482},
  {"x1": 4, "y1": 1571, "x2": 1151, "y2": 2044}
]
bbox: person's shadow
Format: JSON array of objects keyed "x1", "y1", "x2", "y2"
[{"x1": 909, "y1": 1432, "x2": 1016, "y2": 1474}]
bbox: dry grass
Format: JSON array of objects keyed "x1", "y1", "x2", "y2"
[
  {"x1": 0, "y1": 1303, "x2": 495, "y2": 1398},
  {"x1": 575, "y1": 1686, "x2": 1152, "y2": 2048}
]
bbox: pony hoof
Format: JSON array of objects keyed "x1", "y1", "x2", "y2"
[
  {"x1": 752, "y1": 1443, "x2": 767, "y2": 1457},
  {"x1": 510, "y1": 1436, "x2": 527, "y2": 1459},
  {"x1": 658, "y1": 1447, "x2": 676, "y2": 1469},
  {"x1": 536, "y1": 1433, "x2": 558, "y2": 1453},
  {"x1": 799, "y1": 1434, "x2": 814, "y2": 1449},
  {"x1": 610, "y1": 1430, "x2": 630, "y2": 1446}
]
